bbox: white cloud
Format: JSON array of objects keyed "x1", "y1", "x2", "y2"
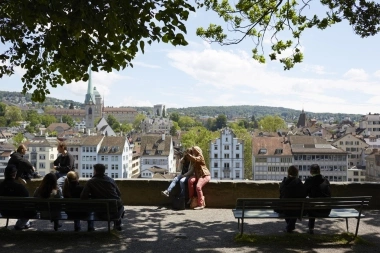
[
  {"x1": 302, "y1": 64, "x2": 331, "y2": 75},
  {"x1": 374, "y1": 70, "x2": 380, "y2": 78},
  {"x1": 166, "y1": 48, "x2": 380, "y2": 114},
  {"x1": 343, "y1": 68, "x2": 368, "y2": 81},
  {"x1": 119, "y1": 96, "x2": 153, "y2": 107},
  {"x1": 133, "y1": 62, "x2": 161, "y2": 69}
]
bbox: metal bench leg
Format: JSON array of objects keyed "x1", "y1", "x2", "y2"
[
  {"x1": 108, "y1": 221, "x2": 111, "y2": 233},
  {"x1": 240, "y1": 218, "x2": 244, "y2": 236},
  {"x1": 237, "y1": 218, "x2": 240, "y2": 230},
  {"x1": 354, "y1": 217, "x2": 361, "y2": 239},
  {"x1": 345, "y1": 218, "x2": 349, "y2": 233},
  {"x1": 6, "y1": 218, "x2": 9, "y2": 228}
]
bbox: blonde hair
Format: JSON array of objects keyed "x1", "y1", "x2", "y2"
[{"x1": 63, "y1": 171, "x2": 79, "y2": 198}]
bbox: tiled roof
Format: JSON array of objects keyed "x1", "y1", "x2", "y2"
[
  {"x1": 252, "y1": 137, "x2": 292, "y2": 156},
  {"x1": 291, "y1": 148, "x2": 347, "y2": 154},
  {"x1": 288, "y1": 135, "x2": 329, "y2": 145},
  {"x1": 103, "y1": 107, "x2": 137, "y2": 112},
  {"x1": 46, "y1": 109, "x2": 85, "y2": 115},
  {"x1": 140, "y1": 134, "x2": 172, "y2": 156},
  {"x1": 26, "y1": 137, "x2": 58, "y2": 147},
  {"x1": 81, "y1": 136, "x2": 104, "y2": 146},
  {"x1": 65, "y1": 137, "x2": 83, "y2": 146},
  {"x1": 98, "y1": 136, "x2": 127, "y2": 155},
  {"x1": 47, "y1": 123, "x2": 71, "y2": 132}
]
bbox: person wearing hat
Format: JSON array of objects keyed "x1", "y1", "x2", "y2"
[{"x1": 0, "y1": 164, "x2": 34, "y2": 230}]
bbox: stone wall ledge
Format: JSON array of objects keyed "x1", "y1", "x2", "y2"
[{"x1": 21, "y1": 179, "x2": 380, "y2": 209}]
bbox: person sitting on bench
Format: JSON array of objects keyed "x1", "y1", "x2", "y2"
[{"x1": 304, "y1": 164, "x2": 331, "y2": 234}]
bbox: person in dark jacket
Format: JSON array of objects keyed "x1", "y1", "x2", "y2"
[
  {"x1": 63, "y1": 171, "x2": 94, "y2": 232},
  {"x1": 304, "y1": 164, "x2": 331, "y2": 234},
  {"x1": 161, "y1": 148, "x2": 193, "y2": 198},
  {"x1": 0, "y1": 164, "x2": 35, "y2": 230},
  {"x1": 53, "y1": 142, "x2": 74, "y2": 188},
  {"x1": 279, "y1": 165, "x2": 307, "y2": 233},
  {"x1": 81, "y1": 163, "x2": 124, "y2": 231},
  {"x1": 8, "y1": 144, "x2": 41, "y2": 182}
]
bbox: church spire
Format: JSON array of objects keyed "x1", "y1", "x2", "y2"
[{"x1": 84, "y1": 66, "x2": 94, "y2": 104}]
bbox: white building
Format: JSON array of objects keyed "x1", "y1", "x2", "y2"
[
  {"x1": 26, "y1": 137, "x2": 59, "y2": 176},
  {"x1": 210, "y1": 128, "x2": 244, "y2": 180},
  {"x1": 139, "y1": 134, "x2": 175, "y2": 173},
  {"x1": 331, "y1": 134, "x2": 369, "y2": 167},
  {"x1": 359, "y1": 113, "x2": 380, "y2": 137},
  {"x1": 0, "y1": 143, "x2": 14, "y2": 179},
  {"x1": 141, "y1": 117, "x2": 173, "y2": 134},
  {"x1": 347, "y1": 167, "x2": 366, "y2": 182}
]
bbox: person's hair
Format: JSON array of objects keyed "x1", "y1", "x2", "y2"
[
  {"x1": 310, "y1": 164, "x2": 321, "y2": 175},
  {"x1": 192, "y1": 146, "x2": 203, "y2": 156},
  {"x1": 287, "y1": 165, "x2": 299, "y2": 177},
  {"x1": 57, "y1": 142, "x2": 67, "y2": 151},
  {"x1": 37, "y1": 173, "x2": 58, "y2": 199},
  {"x1": 94, "y1": 163, "x2": 106, "y2": 175},
  {"x1": 4, "y1": 164, "x2": 17, "y2": 179},
  {"x1": 63, "y1": 171, "x2": 79, "y2": 198},
  {"x1": 17, "y1": 144, "x2": 26, "y2": 153}
]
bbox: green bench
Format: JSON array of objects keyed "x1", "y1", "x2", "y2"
[
  {"x1": 0, "y1": 197, "x2": 122, "y2": 233},
  {"x1": 232, "y1": 196, "x2": 371, "y2": 238}
]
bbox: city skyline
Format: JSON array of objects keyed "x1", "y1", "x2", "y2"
[{"x1": 1, "y1": 4, "x2": 379, "y2": 115}]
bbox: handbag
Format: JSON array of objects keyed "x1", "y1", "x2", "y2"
[
  {"x1": 172, "y1": 196, "x2": 185, "y2": 210},
  {"x1": 190, "y1": 197, "x2": 198, "y2": 209}
]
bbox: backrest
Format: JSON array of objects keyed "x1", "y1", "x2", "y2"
[
  {"x1": 235, "y1": 198, "x2": 305, "y2": 211},
  {"x1": 304, "y1": 196, "x2": 371, "y2": 210},
  {"x1": 0, "y1": 197, "x2": 50, "y2": 212}
]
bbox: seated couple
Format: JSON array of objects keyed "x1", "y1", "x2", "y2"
[{"x1": 161, "y1": 146, "x2": 210, "y2": 210}]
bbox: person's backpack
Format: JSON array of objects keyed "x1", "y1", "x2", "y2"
[{"x1": 172, "y1": 196, "x2": 185, "y2": 210}]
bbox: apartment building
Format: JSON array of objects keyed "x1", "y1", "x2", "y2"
[
  {"x1": 141, "y1": 117, "x2": 173, "y2": 134},
  {"x1": 289, "y1": 136, "x2": 348, "y2": 182},
  {"x1": 26, "y1": 137, "x2": 59, "y2": 176},
  {"x1": 331, "y1": 134, "x2": 368, "y2": 167},
  {"x1": 359, "y1": 113, "x2": 380, "y2": 137},
  {"x1": 139, "y1": 134, "x2": 174, "y2": 173},
  {"x1": 252, "y1": 136, "x2": 293, "y2": 181},
  {"x1": 347, "y1": 167, "x2": 366, "y2": 182},
  {"x1": 365, "y1": 150, "x2": 380, "y2": 182},
  {"x1": 210, "y1": 127, "x2": 244, "y2": 180},
  {"x1": 0, "y1": 143, "x2": 14, "y2": 179},
  {"x1": 78, "y1": 136, "x2": 104, "y2": 178}
]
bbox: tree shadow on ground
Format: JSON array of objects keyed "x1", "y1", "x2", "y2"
[{"x1": 0, "y1": 206, "x2": 377, "y2": 253}]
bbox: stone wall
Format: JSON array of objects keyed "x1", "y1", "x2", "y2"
[{"x1": 22, "y1": 179, "x2": 380, "y2": 209}]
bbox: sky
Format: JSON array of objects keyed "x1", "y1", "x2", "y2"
[{"x1": 1, "y1": 2, "x2": 380, "y2": 115}]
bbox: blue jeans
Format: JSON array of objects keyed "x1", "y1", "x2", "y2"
[
  {"x1": 167, "y1": 176, "x2": 188, "y2": 197},
  {"x1": 15, "y1": 219, "x2": 29, "y2": 228}
]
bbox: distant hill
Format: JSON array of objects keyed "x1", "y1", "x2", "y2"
[{"x1": 133, "y1": 105, "x2": 363, "y2": 123}]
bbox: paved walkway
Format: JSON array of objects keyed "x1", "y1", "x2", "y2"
[{"x1": 0, "y1": 206, "x2": 379, "y2": 253}]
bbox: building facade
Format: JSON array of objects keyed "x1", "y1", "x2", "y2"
[
  {"x1": 331, "y1": 134, "x2": 369, "y2": 167},
  {"x1": 210, "y1": 128, "x2": 244, "y2": 180}
]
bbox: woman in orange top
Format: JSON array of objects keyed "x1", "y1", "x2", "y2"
[{"x1": 185, "y1": 146, "x2": 210, "y2": 210}]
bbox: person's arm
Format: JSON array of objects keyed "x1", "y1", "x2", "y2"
[
  {"x1": 187, "y1": 154, "x2": 203, "y2": 163},
  {"x1": 55, "y1": 154, "x2": 74, "y2": 173},
  {"x1": 12, "y1": 154, "x2": 34, "y2": 174},
  {"x1": 80, "y1": 183, "x2": 90, "y2": 199},
  {"x1": 182, "y1": 166, "x2": 194, "y2": 178}
]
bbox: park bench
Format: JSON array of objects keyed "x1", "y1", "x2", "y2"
[
  {"x1": 232, "y1": 196, "x2": 371, "y2": 238},
  {"x1": 0, "y1": 197, "x2": 122, "y2": 233}
]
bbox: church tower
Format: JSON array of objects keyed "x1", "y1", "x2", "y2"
[{"x1": 84, "y1": 67, "x2": 96, "y2": 129}]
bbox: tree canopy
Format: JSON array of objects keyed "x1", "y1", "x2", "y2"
[
  {"x1": 197, "y1": 0, "x2": 380, "y2": 69},
  {"x1": 259, "y1": 115, "x2": 287, "y2": 132},
  {"x1": 0, "y1": 0, "x2": 195, "y2": 102}
]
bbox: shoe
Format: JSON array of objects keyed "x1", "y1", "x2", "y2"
[
  {"x1": 113, "y1": 225, "x2": 122, "y2": 231},
  {"x1": 161, "y1": 190, "x2": 169, "y2": 197},
  {"x1": 14, "y1": 222, "x2": 32, "y2": 231},
  {"x1": 308, "y1": 229, "x2": 314, "y2": 234},
  {"x1": 75, "y1": 227, "x2": 81, "y2": 232},
  {"x1": 54, "y1": 223, "x2": 62, "y2": 231},
  {"x1": 88, "y1": 227, "x2": 95, "y2": 232},
  {"x1": 121, "y1": 211, "x2": 125, "y2": 219},
  {"x1": 193, "y1": 206, "x2": 204, "y2": 210}
]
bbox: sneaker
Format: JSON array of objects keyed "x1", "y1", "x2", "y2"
[
  {"x1": 14, "y1": 222, "x2": 32, "y2": 230},
  {"x1": 193, "y1": 206, "x2": 204, "y2": 210},
  {"x1": 161, "y1": 190, "x2": 169, "y2": 197}
]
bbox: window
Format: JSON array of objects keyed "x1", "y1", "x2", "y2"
[
  {"x1": 214, "y1": 162, "x2": 218, "y2": 168},
  {"x1": 39, "y1": 163, "x2": 45, "y2": 168},
  {"x1": 82, "y1": 147, "x2": 85, "y2": 152},
  {"x1": 214, "y1": 154, "x2": 218, "y2": 158},
  {"x1": 39, "y1": 147, "x2": 45, "y2": 151},
  {"x1": 224, "y1": 154, "x2": 230, "y2": 158},
  {"x1": 236, "y1": 145, "x2": 240, "y2": 150},
  {"x1": 256, "y1": 157, "x2": 267, "y2": 163},
  {"x1": 235, "y1": 171, "x2": 240, "y2": 179},
  {"x1": 214, "y1": 171, "x2": 218, "y2": 178},
  {"x1": 214, "y1": 145, "x2": 217, "y2": 150},
  {"x1": 353, "y1": 171, "x2": 358, "y2": 176},
  {"x1": 50, "y1": 154, "x2": 54, "y2": 159},
  {"x1": 258, "y1": 148, "x2": 267, "y2": 154},
  {"x1": 39, "y1": 155, "x2": 45, "y2": 160},
  {"x1": 224, "y1": 145, "x2": 230, "y2": 150},
  {"x1": 236, "y1": 154, "x2": 240, "y2": 158},
  {"x1": 236, "y1": 162, "x2": 240, "y2": 168}
]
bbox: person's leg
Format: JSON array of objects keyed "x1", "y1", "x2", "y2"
[
  {"x1": 285, "y1": 218, "x2": 296, "y2": 232},
  {"x1": 187, "y1": 176, "x2": 196, "y2": 202},
  {"x1": 74, "y1": 220, "x2": 81, "y2": 231},
  {"x1": 167, "y1": 176, "x2": 180, "y2": 193},
  {"x1": 14, "y1": 219, "x2": 30, "y2": 230},
  {"x1": 179, "y1": 176, "x2": 187, "y2": 197},
  {"x1": 195, "y1": 176, "x2": 210, "y2": 207},
  {"x1": 57, "y1": 175, "x2": 66, "y2": 189},
  {"x1": 113, "y1": 205, "x2": 124, "y2": 231}
]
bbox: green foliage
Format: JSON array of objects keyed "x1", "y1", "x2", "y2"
[
  {"x1": 215, "y1": 114, "x2": 227, "y2": 130},
  {"x1": 169, "y1": 112, "x2": 180, "y2": 122},
  {"x1": 106, "y1": 115, "x2": 119, "y2": 128},
  {"x1": 133, "y1": 113, "x2": 146, "y2": 131},
  {"x1": 5, "y1": 106, "x2": 23, "y2": 124},
  {"x1": 197, "y1": 0, "x2": 380, "y2": 69},
  {"x1": 40, "y1": 115, "x2": 57, "y2": 127},
  {"x1": 0, "y1": 102, "x2": 6, "y2": 117},
  {"x1": 181, "y1": 127, "x2": 219, "y2": 168},
  {"x1": 12, "y1": 133, "x2": 24, "y2": 148},
  {"x1": 61, "y1": 115, "x2": 74, "y2": 127},
  {"x1": 0, "y1": 0, "x2": 195, "y2": 102},
  {"x1": 259, "y1": 115, "x2": 286, "y2": 132},
  {"x1": 178, "y1": 116, "x2": 196, "y2": 130},
  {"x1": 170, "y1": 122, "x2": 180, "y2": 136},
  {"x1": 0, "y1": 116, "x2": 6, "y2": 127},
  {"x1": 49, "y1": 131, "x2": 58, "y2": 137},
  {"x1": 120, "y1": 123, "x2": 133, "y2": 134}
]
